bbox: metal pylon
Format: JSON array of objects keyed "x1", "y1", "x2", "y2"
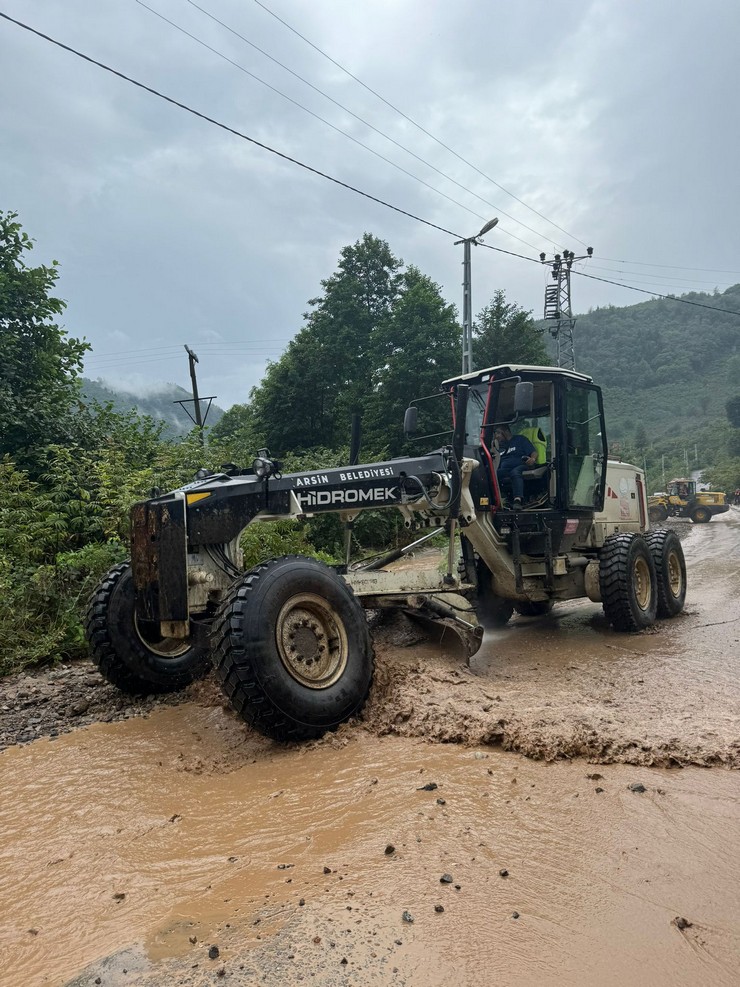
[{"x1": 540, "y1": 247, "x2": 592, "y2": 370}]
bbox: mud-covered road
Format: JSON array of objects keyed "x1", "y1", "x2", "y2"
[{"x1": 1, "y1": 511, "x2": 739, "y2": 986}]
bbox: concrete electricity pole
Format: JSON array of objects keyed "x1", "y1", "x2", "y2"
[
  {"x1": 185, "y1": 345, "x2": 203, "y2": 432},
  {"x1": 455, "y1": 218, "x2": 499, "y2": 375},
  {"x1": 174, "y1": 346, "x2": 217, "y2": 446}
]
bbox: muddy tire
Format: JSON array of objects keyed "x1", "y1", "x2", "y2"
[
  {"x1": 514, "y1": 599, "x2": 554, "y2": 617},
  {"x1": 644, "y1": 529, "x2": 687, "y2": 617},
  {"x1": 690, "y1": 506, "x2": 711, "y2": 523},
  {"x1": 212, "y1": 556, "x2": 374, "y2": 742},
  {"x1": 85, "y1": 563, "x2": 212, "y2": 693},
  {"x1": 599, "y1": 533, "x2": 657, "y2": 632},
  {"x1": 475, "y1": 561, "x2": 514, "y2": 629},
  {"x1": 649, "y1": 504, "x2": 668, "y2": 523}
]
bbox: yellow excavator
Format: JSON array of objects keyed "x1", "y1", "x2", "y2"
[{"x1": 648, "y1": 478, "x2": 728, "y2": 524}]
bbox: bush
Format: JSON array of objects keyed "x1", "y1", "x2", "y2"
[
  {"x1": 0, "y1": 540, "x2": 126, "y2": 675},
  {"x1": 240, "y1": 520, "x2": 337, "y2": 569}
]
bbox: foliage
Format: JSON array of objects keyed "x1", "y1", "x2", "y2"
[
  {"x1": 566, "y1": 284, "x2": 740, "y2": 445},
  {"x1": 363, "y1": 266, "x2": 460, "y2": 456},
  {"x1": 726, "y1": 395, "x2": 740, "y2": 429},
  {"x1": 240, "y1": 520, "x2": 337, "y2": 570},
  {"x1": 247, "y1": 234, "x2": 403, "y2": 454},
  {"x1": 0, "y1": 211, "x2": 89, "y2": 471},
  {"x1": 473, "y1": 290, "x2": 548, "y2": 368},
  {"x1": 81, "y1": 377, "x2": 225, "y2": 438}
]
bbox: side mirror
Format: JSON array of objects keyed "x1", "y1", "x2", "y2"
[
  {"x1": 514, "y1": 381, "x2": 534, "y2": 415},
  {"x1": 404, "y1": 405, "x2": 418, "y2": 436}
]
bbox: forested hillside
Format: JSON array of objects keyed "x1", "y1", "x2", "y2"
[
  {"x1": 565, "y1": 284, "x2": 740, "y2": 444},
  {"x1": 80, "y1": 378, "x2": 224, "y2": 438}
]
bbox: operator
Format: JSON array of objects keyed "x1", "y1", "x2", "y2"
[{"x1": 494, "y1": 424, "x2": 537, "y2": 510}]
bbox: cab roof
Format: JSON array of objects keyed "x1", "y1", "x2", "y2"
[{"x1": 442, "y1": 364, "x2": 594, "y2": 389}]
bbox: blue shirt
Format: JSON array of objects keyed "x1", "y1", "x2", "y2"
[{"x1": 498, "y1": 433, "x2": 535, "y2": 470}]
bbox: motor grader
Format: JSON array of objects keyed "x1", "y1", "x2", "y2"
[
  {"x1": 86, "y1": 364, "x2": 687, "y2": 741},
  {"x1": 648, "y1": 477, "x2": 728, "y2": 524}
]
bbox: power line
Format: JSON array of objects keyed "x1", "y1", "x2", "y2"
[
  {"x1": 86, "y1": 340, "x2": 292, "y2": 360},
  {"x1": 251, "y1": 0, "x2": 590, "y2": 249},
  {"x1": 598, "y1": 257, "x2": 740, "y2": 275},
  {"x1": 133, "y1": 0, "x2": 539, "y2": 252},
  {"x1": 570, "y1": 268, "x2": 740, "y2": 318},
  {"x1": 4, "y1": 11, "x2": 740, "y2": 326},
  {"x1": 0, "y1": 10, "x2": 465, "y2": 241},
  {"x1": 168, "y1": 0, "x2": 565, "y2": 251}
]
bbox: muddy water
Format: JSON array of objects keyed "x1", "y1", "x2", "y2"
[
  {"x1": 1, "y1": 706, "x2": 740, "y2": 987},
  {"x1": 2, "y1": 513, "x2": 739, "y2": 985},
  {"x1": 360, "y1": 513, "x2": 740, "y2": 766}
]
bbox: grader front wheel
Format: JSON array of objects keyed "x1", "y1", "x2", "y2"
[
  {"x1": 212, "y1": 556, "x2": 374, "y2": 741},
  {"x1": 85, "y1": 562, "x2": 212, "y2": 693}
]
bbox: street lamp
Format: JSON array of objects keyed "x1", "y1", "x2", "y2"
[{"x1": 454, "y1": 218, "x2": 498, "y2": 375}]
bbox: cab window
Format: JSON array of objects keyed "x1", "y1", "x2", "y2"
[{"x1": 565, "y1": 383, "x2": 606, "y2": 508}]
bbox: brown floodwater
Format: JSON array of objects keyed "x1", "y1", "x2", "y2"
[
  {"x1": 1, "y1": 704, "x2": 739, "y2": 987},
  {"x1": 2, "y1": 512, "x2": 739, "y2": 986}
]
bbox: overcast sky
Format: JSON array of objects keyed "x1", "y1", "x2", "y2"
[{"x1": 2, "y1": 0, "x2": 739, "y2": 409}]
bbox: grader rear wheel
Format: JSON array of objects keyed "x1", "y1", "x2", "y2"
[
  {"x1": 599, "y1": 533, "x2": 658, "y2": 632},
  {"x1": 645, "y1": 529, "x2": 687, "y2": 617}
]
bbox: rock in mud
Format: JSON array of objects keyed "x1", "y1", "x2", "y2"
[
  {"x1": 673, "y1": 916, "x2": 693, "y2": 930},
  {"x1": 628, "y1": 782, "x2": 647, "y2": 793},
  {"x1": 384, "y1": 844, "x2": 396, "y2": 855},
  {"x1": 499, "y1": 869, "x2": 509, "y2": 877},
  {"x1": 417, "y1": 782, "x2": 438, "y2": 791},
  {"x1": 402, "y1": 911, "x2": 414, "y2": 923},
  {"x1": 440, "y1": 873, "x2": 453, "y2": 884},
  {"x1": 208, "y1": 945, "x2": 220, "y2": 959}
]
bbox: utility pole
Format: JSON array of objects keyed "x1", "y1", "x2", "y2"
[
  {"x1": 173, "y1": 345, "x2": 217, "y2": 446},
  {"x1": 454, "y1": 218, "x2": 499, "y2": 375},
  {"x1": 540, "y1": 247, "x2": 593, "y2": 370},
  {"x1": 185, "y1": 346, "x2": 203, "y2": 433}
]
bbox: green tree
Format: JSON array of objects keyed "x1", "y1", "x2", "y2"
[
  {"x1": 726, "y1": 395, "x2": 740, "y2": 429},
  {"x1": 0, "y1": 211, "x2": 89, "y2": 469},
  {"x1": 249, "y1": 234, "x2": 402, "y2": 453},
  {"x1": 363, "y1": 266, "x2": 460, "y2": 455},
  {"x1": 473, "y1": 290, "x2": 547, "y2": 367}
]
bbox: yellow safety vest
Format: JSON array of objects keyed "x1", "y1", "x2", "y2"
[{"x1": 519, "y1": 426, "x2": 547, "y2": 465}]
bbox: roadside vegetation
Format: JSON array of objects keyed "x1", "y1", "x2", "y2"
[{"x1": 2, "y1": 209, "x2": 739, "y2": 675}]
